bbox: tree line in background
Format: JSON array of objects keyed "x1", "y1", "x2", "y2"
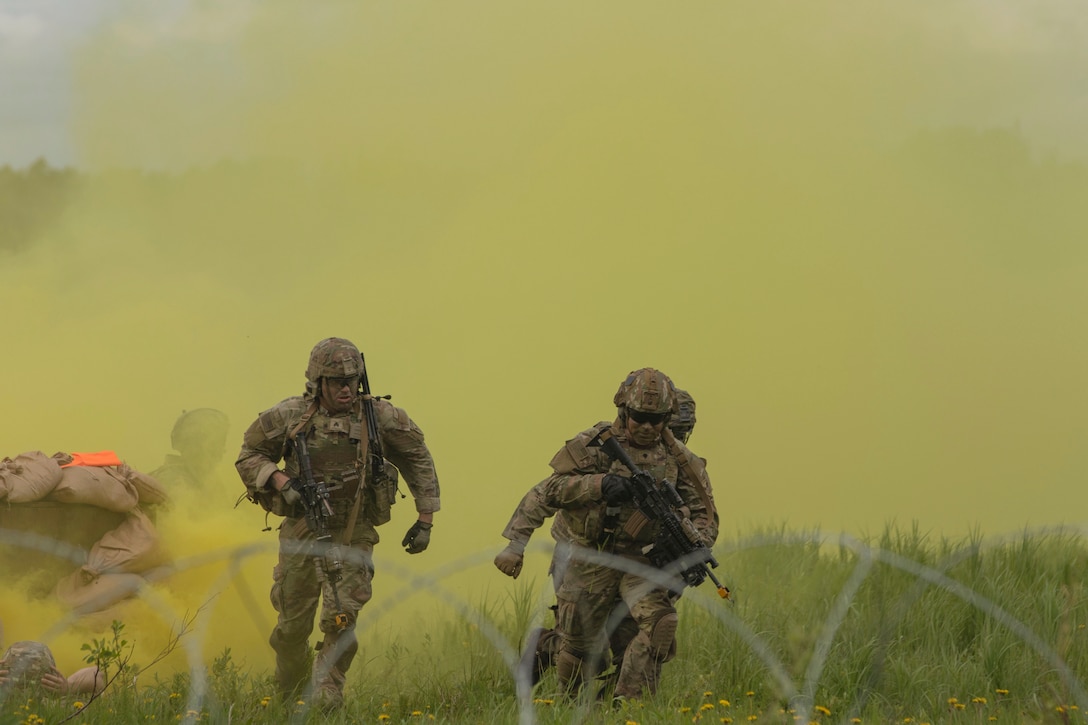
[{"x1": 3, "y1": 127, "x2": 1087, "y2": 257}]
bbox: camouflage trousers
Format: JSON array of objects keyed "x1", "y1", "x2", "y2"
[
  {"x1": 269, "y1": 516, "x2": 378, "y2": 703},
  {"x1": 555, "y1": 551, "x2": 679, "y2": 699}
]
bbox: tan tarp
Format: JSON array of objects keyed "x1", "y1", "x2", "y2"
[
  {"x1": 48, "y1": 465, "x2": 140, "y2": 513},
  {"x1": 0, "y1": 451, "x2": 63, "y2": 503},
  {"x1": 81, "y1": 509, "x2": 171, "y2": 579},
  {"x1": 54, "y1": 571, "x2": 147, "y2": 614}
]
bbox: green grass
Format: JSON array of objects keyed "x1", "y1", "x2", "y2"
[{"x1": 3, "y1": 523, "x2": 1088, "y2": 724}]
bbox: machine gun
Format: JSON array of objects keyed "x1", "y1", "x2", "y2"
[
  {"x1": 588, "y1": 427, "x2": 730, "y2": 600},
  {"x1": 291, "y1": 430, "x2": 347, "y2": 626}
]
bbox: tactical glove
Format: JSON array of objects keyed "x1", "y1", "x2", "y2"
[
  {"x1": 494, "y1": 541, "x2": 526, "y2": 579},
  {"x1": 601, "y1": 474, "x2": 634, "y2": 505},
  {"x1": 402, "y1": 520, "x2": 433, "y2": 554},
  {"x1": 280, "y1": 477, "x2": 302, "y2": 507}
]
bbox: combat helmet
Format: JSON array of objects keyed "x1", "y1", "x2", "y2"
[
  {"x1": 0, "y1": 641, "x2": 57, "y2": 689},
  {"x1": 669, "y1": 389, "x2": 697, "y2": 443},
  {"x1": 171, "y1": 408, "x2": 230, "y2": 455},
  {"x1": 305, "y1": 338, "x2": 364, "y2": 382},
  {"x1": 613, "y1": 368, "x2": 676, "y2": 415}
]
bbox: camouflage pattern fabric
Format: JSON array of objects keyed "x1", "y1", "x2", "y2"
[
  {"x1": 0, "y1": 641, "x2": 58, "y2": 690},
  {"x1": 236, "y1": 393, "x2": 439, "y2": 701},
  {"x1": 539, "y1": 421, "x2": 713, "y2": 699}
]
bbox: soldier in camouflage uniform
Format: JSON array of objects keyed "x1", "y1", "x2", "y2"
[
  {"x1": 499, "y1": 369, "x2": 715, "y2": 699},
  {"x1": 0, "y1": 641, "x2": 103, "y2": 695},
  {"x1": 494, "y1": 388, "x2": 702, "y2": 687},
  {"x1": 236, "y1": 338, "x2": 441, "y2": 710},
  {"x1": 151, "y1": 408, "x2": 230, "y2": 492}
]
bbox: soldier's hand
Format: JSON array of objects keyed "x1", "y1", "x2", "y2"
[
  {"x1": 402, "y1": 520, "x2": 432, "y2": 554},
  {"x1": 40, "y1": 670, "x2": 69, "y2": 694},
  {"x1": 601, "y1": 474, "x2": 633, "y2": 505},
  {"x1": 494, "y1": 542, "x2": 525, "y2": 579},
  {"x1": 280, "y1": 477, "x2": 302, "y2": 507}
]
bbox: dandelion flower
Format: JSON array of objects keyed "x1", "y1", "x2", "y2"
[
  {"x1": 722, "y1": 719, "x2": 733, "y2": 724},
  {"x1": 411, "y1": 711, "x2": 422, "y2": 716},
  {"x1": 851, "y1": 719, "x2": 862, "y2": 724},
  {"x1": 702, "y1": 704, "x2": 716, "y2": 711},
  {"x1": 170, "y1": 693, "x2": 181, "y2": 700},
  {"x1": 73, "y1": 701, "x2": 85, "y2": 709},
  {"x1": 947, "y1": 698, "x2": 958, "y2": 705},
  {"x1": 379, "y1": 715, "x2": 391, "y2": 722},
  {"x1": 815, "y1": 705, "x2": 831, "y2": 716},
  {"x1": 995, "y1": 689, "x2": 1009, "y2": 696},
  {"x1": 972, "y1": 697, "x2": 987, "y2": 704},
  {"x1": 626, "y1": 721, "x2": 639, "y2": 725},
  {"x1": 954, "y1": 703, "x2": 966, "y2": 711},
  {"x1": 720, "y1": 700, "x2": 731, "y2": 707},
  {"x1": 681, "y1": 707, "x2": 693, "y2": 714},
  {"x1": 746, "y1": 691, "x2": 755, "y2": 697}
]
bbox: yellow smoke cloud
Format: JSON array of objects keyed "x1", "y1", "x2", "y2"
[{"x1": 2, "y1": 0, "x2": 1087, "y2": 675}]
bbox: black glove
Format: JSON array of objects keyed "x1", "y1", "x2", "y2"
[
  {"x1": 601, "y1": 474, "x2": 633, "y2": 505},
  {"x1": 402, "y1": 520, "x2": 433, "y2": 554}
]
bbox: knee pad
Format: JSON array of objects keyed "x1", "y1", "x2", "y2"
[{"x1": 648, "y1": 609, "x2": 678, "y2": 661}]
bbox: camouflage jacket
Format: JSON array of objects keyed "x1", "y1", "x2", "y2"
[
  {"x1": 236, "y1": 394, "x2": 440, "y2": 526},
  {"x1": 531, "y1": 420, "x2": 716, "y2": 553}
]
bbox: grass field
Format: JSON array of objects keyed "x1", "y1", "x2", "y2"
[{"x1": 3, "y1": 524, "x2": 1087, "y2": 725}]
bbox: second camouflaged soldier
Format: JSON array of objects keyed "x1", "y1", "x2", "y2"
[
  {"x1": 494, "y1": 387, "x2": 703, "y2": 687},
  {"x1": 512, "y1": 369, "x2": 715, "y2": 700},
  {"x1": 236, "y1": 338, "x2": 441, "y2": 711}
]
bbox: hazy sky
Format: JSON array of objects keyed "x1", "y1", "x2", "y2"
[
  {"x1": 2, "y1": 0, "x2": 1087, "y2": 672},
  {"x1": 2, "y1": 0, "x2": 1088, "y2": 167}
]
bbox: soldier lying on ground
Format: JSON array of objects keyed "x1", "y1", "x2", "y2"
[{"x1": 0, "y1": 640, "x2": 104, "y2": 696}]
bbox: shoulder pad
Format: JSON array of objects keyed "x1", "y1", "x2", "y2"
[
  {"x1": 548, "y1": 423, "x2": 610, "y2": 474},
  {"x1": 257, "y1": 397, "x2": 307, "y2": 438}
]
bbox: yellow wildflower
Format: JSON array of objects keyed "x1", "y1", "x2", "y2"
[
  {"x1": 746, "y1": 691, "x2": 755, "y2": 697},
  {"x1": 851, "y1": 719, "x2": 862, "y2": 724},
  {"x1": 972, "y1": 697, "x2": 987, "y2": 704},
  {"x1": 947, "y1": 698, "x2": 958, "y2": 705},
  {"x1": 73, "y1": 701, "x2": 85, "y2": 708},
  {"x1": 722, "y1": 719, "x2": 733, "y2": 724},
  {"x1": 626, "y1": 721, "x2": 638, "y2": 725},
  {"x1": 411, "y1": 712, "x2": 422, "y2": 716},
  {"x1": 747, "y1": 716, "x2": 758, "y2": 722},
  {"x1": 681, "y1": 707, "x2": 693, "y2": 714},
  {"x1": 705, "y1": 691, "x2": 714, "y2": 697},
  {"x1": 379, "y1": 716, "x2": 391, "y2": 722},
  {"x1": 954, "y1": 703, "x2": 966, "y2": 710},
  {"x1": 720, "y1": 700, "x2": 731, "y2": 707},
  {"x1": 170, "y1": 693, "x2": 181, "y2": 700},
  {"x1": 995, "y1": 689, "x2": 1009, "y2": 696},
  {"x1": 702, "y1": 704, "x2": 715, "y2": 711},
  {"x1": 815, "y1": 705, "x2": 831, "y2": 716},
  {"x1": 988, "y1": 718, "x2": 998, "y2": 722}
]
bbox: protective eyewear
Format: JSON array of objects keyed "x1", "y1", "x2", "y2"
[{"x1": 628, "y1": 409, "x2": 667, "y2": 426}]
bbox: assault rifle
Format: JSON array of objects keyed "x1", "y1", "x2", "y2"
[
  {"x1": 292, "y1": 430, "x2": 346, "y2": 624},
  {"x1": 359, "y1": 352, "x2": 394, "y2": 490},
  {"x1": 588, "y1": 427, "x2": 730, "y2": 600}
]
